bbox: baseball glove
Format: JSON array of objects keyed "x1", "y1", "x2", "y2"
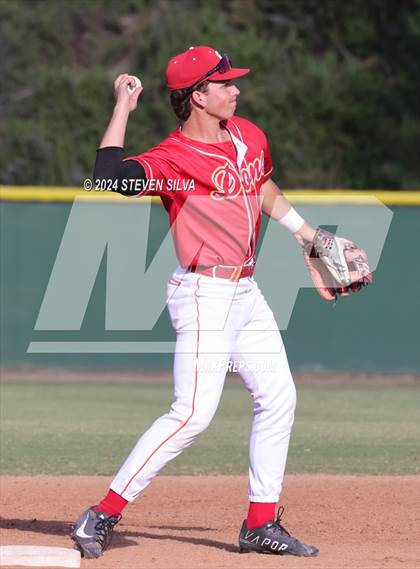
[{"x1": 303, "y1": 227, "x2": 373, "y2": 301}]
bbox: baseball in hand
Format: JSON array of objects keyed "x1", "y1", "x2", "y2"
[{"x1": 128, "y1": 76, "x2": 142, "y2": 94}]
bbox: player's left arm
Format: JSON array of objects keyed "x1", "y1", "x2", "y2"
[
  {"x1": 261, "y1": 178, "x2": 315, "y2": 246},
  {"x1": 261, "y1": 178, "x2": 373, "y2": 300}
]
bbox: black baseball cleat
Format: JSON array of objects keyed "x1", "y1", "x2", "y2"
[
  {"x1": 71, "y1": 507, "x2": 121, "y2": 558},
  {"x1": 239, "y1": 506, "x2": 319, "y2": 557}
]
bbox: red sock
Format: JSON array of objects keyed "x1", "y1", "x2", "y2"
[
  {"x1": 246, "y1": 502, "x2": 276, "y2": 529},
  {"x1": 93, "y1": 489, "x2": 128, "y2": 517}
]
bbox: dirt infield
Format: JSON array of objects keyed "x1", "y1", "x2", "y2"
[{"x1": 1, "y1": 475, "x2": 418, "y2": 569}]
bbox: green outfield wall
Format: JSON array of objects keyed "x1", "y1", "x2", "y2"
[{"x1": 0, "y1": 188, "x2": 419, "y2": 374}]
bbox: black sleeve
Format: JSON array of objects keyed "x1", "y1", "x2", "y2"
[{"x1": 93, "y1": 147, "x2": 147, "y2": 196}]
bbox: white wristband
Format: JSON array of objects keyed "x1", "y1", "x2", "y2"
[{"x1": 277, "y1": 207, "x2": 305, "y2": 234}]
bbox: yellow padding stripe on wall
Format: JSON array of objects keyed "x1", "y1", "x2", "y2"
[{"x1": 0, "y1": 186, "x2": 419, "y2": 205}]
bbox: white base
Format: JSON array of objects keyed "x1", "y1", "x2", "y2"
[{"x1": 0, "y1": 546, "x2": 80, "y2": 568}]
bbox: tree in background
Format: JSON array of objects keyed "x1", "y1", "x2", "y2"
[{"x1": 0, "y1": 0, "x2": 419, "y2": 188}]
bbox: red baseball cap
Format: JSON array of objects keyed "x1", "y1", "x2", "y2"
[{"x1": 166, "y1": 46, "x2": 250, "y2": 90}]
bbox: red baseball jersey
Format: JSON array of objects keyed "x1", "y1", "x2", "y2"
[{"x1": 125, "y1": 116, "x2": 273, "y2": 270}]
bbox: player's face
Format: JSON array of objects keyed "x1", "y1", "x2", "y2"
[{"x1": 202, "y1": 80, "x2": 240, "y2": 120}]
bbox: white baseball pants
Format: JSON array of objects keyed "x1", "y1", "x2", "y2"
[{"x1": 111, "y1": 267, "x2": 297, "y2": 503}]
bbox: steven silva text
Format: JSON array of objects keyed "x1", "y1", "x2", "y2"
[{"x1": 89, "y1": 179, "x2": 196, "y2": 192}]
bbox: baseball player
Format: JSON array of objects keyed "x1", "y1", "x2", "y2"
[{"x1": 71, "y1": 46, "x2": 371, "y2": 559}]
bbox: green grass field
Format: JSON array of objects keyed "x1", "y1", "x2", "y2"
[{"x1": 1, "y1": 382, "x2": 418, "y2": 476}]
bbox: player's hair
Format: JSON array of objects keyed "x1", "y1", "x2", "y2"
[{"x1": 170, "y1": 81, "x2": 210, "y2": 122}]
